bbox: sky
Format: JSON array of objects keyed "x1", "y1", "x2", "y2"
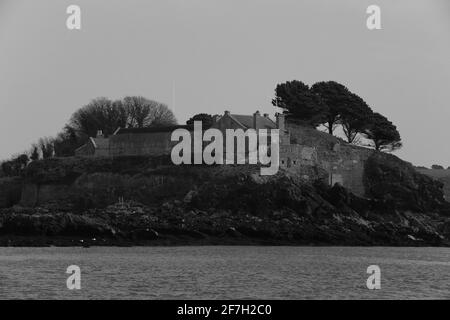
[{"x1": 0, "y1": 0, "x2": 449, "y2": 166}]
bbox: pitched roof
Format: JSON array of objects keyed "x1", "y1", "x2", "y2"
[
  {"x1": 115, "y1": 125, "x2": 194, "y2": 135},
  {"x1": 229, "y1": 114, "x2": 277, "y2": 130}
]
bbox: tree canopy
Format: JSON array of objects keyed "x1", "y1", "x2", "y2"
[
  {"x1": 186, "y1": 113, "x2": 214, "y2": 127},
  {"x1": 51, "y1": 96, "x2": 177, "y2": 157},
  {"x1": 311, "y1": 81, "x2": 354, "y2": 135},
  {"x1": 364, "y1": 112, "x2": 402, "y2": 151},
  {"x1": 12, "y1": 96, "x2": 179, "y2": 159},
  {"x1": 123, "y1": 96, "x2": 177, "y2": 128},
  {"x1": 272, "y1": 80, "x2": 327, "y2": 127},
  {"x1": 339, "y1": 93, "x2": 374, "y2": 143},
  {"x1": 273, "y1": 79, "x2": 402, "y2": 152}
]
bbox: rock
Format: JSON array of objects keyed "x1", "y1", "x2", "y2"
[
  {"x1": 0, "y1": 177, "x2": 22, "y2": 208},
  {"x1": 224, "y1": 227, "x2": 242, "y2": 238},
  {"x1": 132, "y1": 228, "x2": 159, "y2": 240},
  {"x1": 364, "y1": 153, "x2": 448, "y2": 212},
  {"x1": 183, "y1": 190, "x2": 197, "y2": 204}
]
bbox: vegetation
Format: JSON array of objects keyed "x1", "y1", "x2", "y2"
[
  {"x1": 186, "y1": 113, "x2": 214, "y2": 127},
  {"x1": 273, "y1": 80, "x2": 402, "y2": 151},
  {"x1": 310, "y1": 81, "x2": 354, "y2": 135},
  {"x1": 1, "y1": 154, "x2": 29, "y2": 177},
  {"x1": 0, "y1": 80, "x2": 405, "y2": 177},
  {"x1": 0, "y1": 96, "x2": 177, "y2": 175},
  {"x1": 272, "y1": 80, "x2": 327, "y2": 127},
  {"x1": 62, "y1": 96, "x2": 177, "y2": 154},
  {"x1": 363, "y1": 112, "x2": 402, "y2": 151}
]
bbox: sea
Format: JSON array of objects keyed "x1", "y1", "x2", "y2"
[{"x1": 0, "y1": 246, "x2": 448, "y2": 299}]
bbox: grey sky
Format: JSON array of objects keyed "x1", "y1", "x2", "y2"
[{"x1": 1, "y1": 0, "x2": 449, "y2": 166}]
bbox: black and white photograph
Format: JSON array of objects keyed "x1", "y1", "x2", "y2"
[{"x1": 0, "y1": 0, "x2": 449, "y2": 307}]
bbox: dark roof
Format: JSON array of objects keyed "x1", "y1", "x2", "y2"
[
  {"x1": 115, "y1": 125, "x2": 194, "y2": 135},
  {"x1": 230, "y1": 114, "x2": 277, "y2": 129}
]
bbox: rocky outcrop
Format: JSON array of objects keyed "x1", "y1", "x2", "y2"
[
  {"x1": 1, "y1": 132, "x2": 449, "y2": 246},
  {"x1": 364, "y1": 153, "x2": 450, "y2": 214},
  {"x1": 1, "y1": 168, "x2": 449, "y2": 247},
  {"x1": 0, "y1": 177, "x2": 22, "y2": 208}
]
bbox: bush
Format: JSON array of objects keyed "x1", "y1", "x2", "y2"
[
  {"x1": 22, "y1": 155, "x2": 171, "y2": 184},
  {"x1": 364, "y1": 153, "x2": 446, "y2": 211}
]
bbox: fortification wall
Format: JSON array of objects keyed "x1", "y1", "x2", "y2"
[{"x1": 284, "y1": 122, "x2": 375, "y2": 197}]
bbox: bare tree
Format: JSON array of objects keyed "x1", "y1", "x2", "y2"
[
  {"x1": 69, "y1": 97, "x2": 128, "y2": 137},
  {"x1": 123, "y1": 96, "x2": 177, "y2": 128}
]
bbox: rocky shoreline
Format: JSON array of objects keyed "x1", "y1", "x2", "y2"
[
  {"x1": 1, "y1": 181, "x2": 449, "y2": 247},
  {"x1": 1, "y1": 153, "x2": 450, "y2": 247}
]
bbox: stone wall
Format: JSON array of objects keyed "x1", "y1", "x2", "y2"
[
  {"x1": 109, "y1": 132, "x2": 174, "y2": 157},
  {"x1": 0, "y1": 177, "x2": 22, "y2": 208},
  {"x1": 20, "y1": 183, "x2": 73, "y2": 207},
  {"x1": 284, "y1": 122, "x2": 375, "y2": 197}
]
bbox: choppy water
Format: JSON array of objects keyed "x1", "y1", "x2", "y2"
[{"x1": 0, "y1": 246, "x2": 449, "y2": 299}]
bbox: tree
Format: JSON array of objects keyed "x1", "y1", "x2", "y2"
[
  {"x1": 16, "y1": 154, "x2": 29, "y2": 168},
  {"x1": 1, "y1": 161, "x2": 13, "y2": 176},
  {"x1": 339, "y1": 93, "x2": 374, "y2": 143},
  {"x1": 186, "y1": 113, "x2": 214, "y2": 127},
  {"x1": 38, "y1": 137, "x2": 55, "y2": 159},
  {"x1": 69, "y1": 97, "x2": 128, "y2": 138},
  {"x1": 53, "y1": 125, "x2": 84, "y2": 157},
  {"x1": 30, "y1": 145, "x2": 40, "y2": 161},
  {"x1": 70, "y1": 96, "x2": 177, "y2": 137},
  {"x1": 272, "y1": 80, "x2": 326, "y2": 127},
  {"x1": 432, "y1": 164, "x2": 444, "y2": 170},
  {"x1": 123, "y1": 96, "x2": 177, "y2": 128},
  {"x1": 364, "y1": 112, "x2": 402, "y2": 152},
  {"x1": 0, "y1": 154, "x2": 29, "y2": 176},
  {"x1": 311, "y1": 81, "x2": 354, "y2": 135}
]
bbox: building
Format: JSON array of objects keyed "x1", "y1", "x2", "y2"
[
  {"x1": 73, "y1": 110, "x2": 370, "y2": 196},
  {"x1": 212, "y1": 110, "x2": 277, "y2": 132},
  {"x1": 109, "y1": 125, "x2": 195, "y2": 157},
  {"x1": 75, "y1": 111, "x2": 285, "y2": 158},
  {"x1": 74, "y1": 131, "x2": 110, "y2": 157}
]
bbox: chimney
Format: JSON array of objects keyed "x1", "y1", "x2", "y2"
[
  {"x1": 97, "y1": 130, "x2": 104, "y2": 138},
  {"x1": 276, "y1": 113, "x2": 285, "y2": 131},
  {"x1": 253, "y1": 110, "x2": 260, "y2": 129},
  {"x1": 224, "y1": 110, "x2": 230, "y2": 116}
]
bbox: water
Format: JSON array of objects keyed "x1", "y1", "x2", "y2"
[{"x1": 0, "y1": 246, "x2": 449, "y2": 299}]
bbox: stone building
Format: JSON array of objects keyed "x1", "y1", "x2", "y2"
[
  {"x1": 212, "y1": 110, "x2": 277, "y2": 132},
  {"x1": 74, "y1": 110, "x2": 371, "y2": 196},
  {"x1": 74, "y1": 131, "x2": 110, "y2": 157},
  {"x1": 109, "y1": 125, "x2": 194, "y2": 157}
]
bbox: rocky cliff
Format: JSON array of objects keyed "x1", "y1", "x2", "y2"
[{"x1": 0, "y1": 151, "x2": 449, "y2": 247}]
